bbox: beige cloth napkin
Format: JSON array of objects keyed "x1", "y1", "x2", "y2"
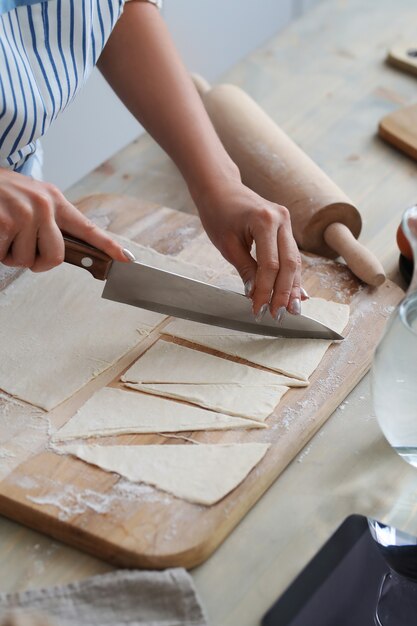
[{"x1": 0, "y1": 569, "x2": 208, "y2": 626}]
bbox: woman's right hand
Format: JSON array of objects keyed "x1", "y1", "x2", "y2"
[{"x1": 0, "y1": 168, "x2": 127, "y2": 272}]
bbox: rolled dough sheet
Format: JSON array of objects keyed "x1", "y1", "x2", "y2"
[
  {"x1": 121, "y1": 340, "x2": 306, "y2": 387},
  {"x1": 125, "y1": 382, "x2": 288, "y2": 422},
  {"x1": 0, "y1": 239, "x2": 217, "y2": 412},
  {"x1": 53, "y1": 387, "x2": 264, "y2": 441},
  {"x1": 60, "y1": 442, "x2": 270, "y2": 505},
  {"x1": 0, "y1": 241, "x2": 165, "y2": 411},
  {"x1": 163, "y1": 298, "x2": 350, "y2": 381}
]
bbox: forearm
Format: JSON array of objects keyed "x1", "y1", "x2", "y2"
[
  {"x1": 98, "y1": 2, "x2": 303, "y2": 316},
  {"x1": 98, "y1": 2, "x2": 240, "y2": 201}
]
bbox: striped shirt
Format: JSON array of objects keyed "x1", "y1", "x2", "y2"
[{"x1": 0, "y1": 0, "x2": 159, "y2": 177}]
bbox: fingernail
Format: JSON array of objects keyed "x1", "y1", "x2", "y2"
[
  {"x1": 254, "y1": 303, "x2": 268, "y2": 323},
  {"x1": 290, "y1": 298, "x2": 301, "y2": 315},
  {"x1": 274, "y1": 306, "x2": 286, "y2": 323},
  {"x1": 300, "y1": 287, "x2": 310, "y2": 299},
  {"x1": 244, "y1": 280, "x2": 253, "y2": 297},
  {"x1": 123, "y1": 248, "x2": 136, "y2": 262}
]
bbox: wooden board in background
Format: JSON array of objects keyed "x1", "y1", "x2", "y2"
[
  {"x1": 379, "y1": 103, "x2": 417, "y2": 161},
  {"x1": 0, "y1": 196, "x2": 403, "y2": 569},
  {"x1": 387, "y1": 43, "x2": 417, "y2": 78}
]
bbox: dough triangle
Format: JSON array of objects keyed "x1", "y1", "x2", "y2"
[
  {"x1": 53, "y1": 387, "x2": 264, "y2": 442},
  {"x1": 125, "y1": 382, "x2": 288, "y2": 421},
  {"x1": 122, "y1": 340, "x2": 305, "y2": 387},
  {"x1": 121, "y1": 341, "x2": 306, "y2": 420},
  {"x1": 163, "y1": 298, "x2": 349, "y2": 380},
  {"x1": 61, "y1": 442, "x2": 270, "y2": 505}
]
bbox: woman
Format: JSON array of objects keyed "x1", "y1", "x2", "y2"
[{"x1": 0, "y1": 0, "x2": 305, "y2": 320}]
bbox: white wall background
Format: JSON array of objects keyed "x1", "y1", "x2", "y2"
[{"x1": 41, "y1": 0, "x2": 320, "y2": 190}]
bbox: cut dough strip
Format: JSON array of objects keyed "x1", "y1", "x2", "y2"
[
  {"x1": 163, "y1": 298, "x2": 350, "y2": 381},
  {"x1": 122, "y1": 340, "x2": 306, "y2": 387},
  {"x1": 60, "y1": 442, "x2": 270, "y2": 505},
  {"x1": 121, "y1": 340, "x2": 306, "y2": 420},
  {"x1": 125, "y1": 382, "x2": 289, "y2": 422},
  {"x1": 52, "y1": 387, "x2": 265, "y2": 442}
]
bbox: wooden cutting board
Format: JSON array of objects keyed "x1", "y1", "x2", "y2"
[
  {"x1": 379, "y1": 103, "x2": 417, "y2": 161},
  {"x1": 0, "y1": 195, "x2": 403, "y2": 569},
  {"x1": 387, "y1": 42, "x2": 417, "y2": 77}
]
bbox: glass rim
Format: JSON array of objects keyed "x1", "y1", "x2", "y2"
[
  {"x1": 399, "y1": 295, "x2": 417, "y2": 337},
  {"x1": 401, "y1": 204, "x2": 417, "y2": 251}
]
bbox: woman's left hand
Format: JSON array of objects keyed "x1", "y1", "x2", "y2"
[
  {"x1": 194, "y1": 177, "x2": 306, "y2": 320},
  {"x1": 99, "y1": 3, "x2": 306, "y2": 316}
]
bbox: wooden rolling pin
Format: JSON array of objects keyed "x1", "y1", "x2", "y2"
[{"x1": 193, "y1": 75, "x2": 385, "y2": 287}]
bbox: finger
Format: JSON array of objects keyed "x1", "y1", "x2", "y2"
[
  {"x1": 269, "y1": 226, "x2": 300, "y2": 318},
  {"x1": 300, "y1": 286, "x2": 309, "y2": 301},
  {"x1": 221, "y1": 233, "x2": 257, "y2": 297},
  {"x1": 57, "y1": 202, "x2": 128, "y2": 262},
  {"x1": 251, "y1": 224, "x2": 280, "y2": 315},
  {"x1": 287, "y1": 252, "x2": 302, "y2": 315},
  {"x1": 31, "y1": 220, "x2": 65, "y2": 272},
  {"x1": 3, "y1": 224, "x2": 38, "y2": 268},
  {"x1": 0, "y1": 237, "x2": 13, "y2": 264},
  {"x1": 0, "y1": 220, "x2": 16, "y2": 262}
]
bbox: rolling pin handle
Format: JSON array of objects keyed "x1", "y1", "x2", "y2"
[
  {"x1": 63, "y1": 234, "x2": 113, "y2": 281},
  {"x1": 323, "y1": 222, "x2": 385, "y2": 287}
]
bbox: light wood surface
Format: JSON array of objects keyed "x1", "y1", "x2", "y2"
[
  {"x1": 2, "y1": 1, "x2": 417, "y2": 625},
  {"x1": 379, "y1": 103, "x2": 417, "y2": 161},
  {"x1": 0, "y1": 194, "x2": 401, "y2": 569}
]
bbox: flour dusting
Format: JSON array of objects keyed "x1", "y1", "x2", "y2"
[
  {"x1": 0, "y1": 393, "x2": 48, "y2": 478},
  {"x1": 25, "y1": 470, "x2": 173, "y2": 521}
]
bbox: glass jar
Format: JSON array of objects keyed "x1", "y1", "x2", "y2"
[
  {"x1": 368, "y1": 519, "x2": 417, "y2": 626},
  {"x1": 369, "y1": 205, "x2": 417, "y2": 625},
  {"x1": 371, "y1": 205, "x2": 417, "y2": 466}
]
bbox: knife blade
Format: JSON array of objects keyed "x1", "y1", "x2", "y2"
[{"x1": 63, "y1": 235, "x2": 343, "y2": 340}]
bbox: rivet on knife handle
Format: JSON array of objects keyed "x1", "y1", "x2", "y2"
[{"x1": 63, "y1": 234, "x2": 113, "y2": 280}]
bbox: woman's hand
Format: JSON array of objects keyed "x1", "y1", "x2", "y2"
[
  {"x1": 0, "y1": 168, "x2": 127, "y2": 272},
  {"x1": 195, "y1": 178, "x2": 306, "y2": 319}
]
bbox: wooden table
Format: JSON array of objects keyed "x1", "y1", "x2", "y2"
[{"x1": 2, "y1": 0, "x2": 417, "y2": 624}]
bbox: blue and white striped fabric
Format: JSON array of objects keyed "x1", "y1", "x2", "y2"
[{"x1": 0, "y1": 0, "x2": 127, "y2": 177}]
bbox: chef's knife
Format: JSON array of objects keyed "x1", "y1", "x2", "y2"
[{"x1": 63, "y1": 235, "x2": 344, "y2": 340}]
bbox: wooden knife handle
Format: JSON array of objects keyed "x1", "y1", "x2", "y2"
[{"x1": 63, "y1": 234, "x2": 112, "y2": 280}]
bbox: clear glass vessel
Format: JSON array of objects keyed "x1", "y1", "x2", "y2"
[
  {"x1": 371, "y1": 205, "x2": 417, "y2": 466},
  {"x1": 369, "y1": 205, "x2": 417, "y2": 625},
  {"x1": 368, "y1": 519, "x2": 417, "y2": 626}
]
